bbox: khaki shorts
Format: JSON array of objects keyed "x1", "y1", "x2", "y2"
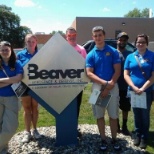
[{"x1": 92, "y1": 83, "x2": 119, "y2": 119}]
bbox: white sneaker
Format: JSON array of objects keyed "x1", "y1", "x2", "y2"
[
  {"x1": 32, "y1": 129, "x2": 41, "y2": 139},
  {"x1": 21, "y1": 131, "x2": 32, "y2": 143}
]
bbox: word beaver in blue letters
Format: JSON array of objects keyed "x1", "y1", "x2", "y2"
[{"x1": 28, "y1": 64, "x2": 84, "y2": 79}]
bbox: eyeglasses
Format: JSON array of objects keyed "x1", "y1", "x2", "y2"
[
  {"x1": 93, "y1": 34, "x2": 103, "y2": 38},
  {"x1": 136, "y1": 42, "x2": 146, "y2": 45},
  {"x1": 0, "y1": 48, "x2": 10, "y2": 52},
  {"x1": 92, "y1": 26, "x2": 104, "y2": 32},
  {"x1": 67, "y1": 33, "x2": 77, "y2": 37}
]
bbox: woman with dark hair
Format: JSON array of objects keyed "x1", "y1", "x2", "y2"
[
  {"x1": 124, "y1": 34, "x2": 154, "y2": 149},
  {"x1": 0, "y1": 41, "x2": 23, "y2": 153},
  {"x1": 17, "y1": 34, "x2": 41, "y2": 143}
]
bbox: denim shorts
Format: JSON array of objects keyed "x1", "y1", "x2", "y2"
[{"x1": 21, "y1": 88, "x2": 30, "y2": 97}]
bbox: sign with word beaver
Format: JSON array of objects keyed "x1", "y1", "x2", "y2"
[{"x1": 22, "y1": 33, "x2": 89, "y2": 114}]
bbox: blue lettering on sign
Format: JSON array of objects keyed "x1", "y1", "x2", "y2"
[{"x1": 28, "y1": 64, "x2": 84, "y2": 80}]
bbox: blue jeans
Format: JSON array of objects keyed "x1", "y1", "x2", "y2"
[{"x1": 133, "y1": 91, "x2": 152, "y2": 140}]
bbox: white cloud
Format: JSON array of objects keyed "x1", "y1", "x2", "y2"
[
  {"x1": 14, "y1": 0, "x2": 36, "y2": 7},
  {"x1": 102, "y1": 7, "x2": 111, "y2": 12},
  {"x1": 132, "y1": 1, "x2": 137, "y2": 5}
]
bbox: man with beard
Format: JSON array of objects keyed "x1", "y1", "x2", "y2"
[{"x1": 117, "y1": 32, "x2": 132, "y2": 135}]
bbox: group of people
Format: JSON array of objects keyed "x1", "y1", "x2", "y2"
[
  {"x1": 0, "y1": 27, "x2": 86, "y2": 153},
  {"x1": 0, "y1": 26, "x2": 153, "y2": 153},
  {"x1": 86, "y1": 26, "x2": 154, "y2": 151}
]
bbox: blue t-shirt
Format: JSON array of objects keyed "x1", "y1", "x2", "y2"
[
  {"x1": 124, "y1": 49, "x2": 154, "y2": 91},
  {"x1": 86, "y1": 44, "x2": 121, "y2": 81},
  {"x1": 16, "y1": 48, "x2": 38, "y2": 67},
  {"x1": 0, "y1": 60, "x2": 23, "y2": 96},
  {"x1": 117, "y1": 50, "x2": 132, "y2": 90}
]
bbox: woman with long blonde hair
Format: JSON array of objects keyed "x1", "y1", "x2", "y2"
[{"x1": 17, "y1": 34, "x2": 41, "y2": 143}]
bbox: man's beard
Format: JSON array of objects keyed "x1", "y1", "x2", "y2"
[{"x1": 118, "y1": 44, "x2": 126, "y2": 50}]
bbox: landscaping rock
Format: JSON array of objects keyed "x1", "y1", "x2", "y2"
[{"x1": 8, "y1": 124, "x2": 147, "y2": 154}]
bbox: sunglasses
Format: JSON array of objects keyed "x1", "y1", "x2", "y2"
[
  {"x1": 67, "y1": 33, "x2": 77, "y2": 37},
  {"x1": 0, "y1": 41, "x2": 11, "y2": 46}
]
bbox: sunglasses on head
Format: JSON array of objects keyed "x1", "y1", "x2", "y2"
[{"x1": 0, "y1": 41, "x2": 11, "y2": 46}]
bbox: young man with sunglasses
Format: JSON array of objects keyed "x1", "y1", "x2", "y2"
[
  {"x1": 86, "y1": 26, "x2": 121, "y2": 151},
  {"x1": 66, "y1": 27, "x2": 87, "y2": 138}
]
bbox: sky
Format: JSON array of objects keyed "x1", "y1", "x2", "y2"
[{"x1": 1, "y1": 0, "x2": 154, "y2": 34}]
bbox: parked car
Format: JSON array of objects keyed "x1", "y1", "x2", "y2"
[{"x1": 82, "y1": 39, "x2": 136, "y2": 54}]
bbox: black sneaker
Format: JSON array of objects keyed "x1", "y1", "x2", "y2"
[
  {"x1": 100, "y1": 140, "x2": 107, "y2": 151},
  {"x1": 133, "y1": 136, "x2": 140, "y2": 146},
  {"x1": 122, "y1": 127, "x2": 130, "y2": 136},
  {"x1": 112, "y1": 139, "x2": 121, "y2": 151},
  {"x1": 117, "y1": 128, "x2": 121, "y2": 133},
  {"x1": 77, "y1": 129, "x2": 82, "y2": 138},
  {"x1": 139, "y1": 139, "x2": 147, "y2": 149},
  {"x1": 117, "y1": 122, "x2": 121, "y2": 133}
]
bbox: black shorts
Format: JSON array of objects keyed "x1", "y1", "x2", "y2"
[
  {"x1": 119, "y1": 90, "x2": 131, "y2": 111},
  {"x1": 21, "y1": 87, "x2": 30, "y2": 97}
]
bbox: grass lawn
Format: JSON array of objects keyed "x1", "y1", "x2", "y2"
[{"x1": 17, "y1": 83, "x2": 154, "y2": 153}]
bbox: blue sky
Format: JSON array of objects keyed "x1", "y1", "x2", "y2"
[{"x1": 1, "y1": 0, "x2": 154, "y2": 34}]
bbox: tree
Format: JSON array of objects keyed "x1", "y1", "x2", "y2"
[
  {"x1": 0, "y1": 5, "x2": 32, "y2": 48},
  {"x1": 124, "y1": 8, "x2": 149, "y2": 18},
  {"x1": 50, "y1": 30, "x2": 65, "y2": 35},
  {"x1": 141, "y1": 8, "x2": 149, "y2": 17}
]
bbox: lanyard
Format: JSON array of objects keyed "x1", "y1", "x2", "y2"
[
  {"x1": 1, "y1": 67, "x2": 9, "y2": 77},
  {"x1": 134, "y1": 55, "x2": 147, "y2": 80}
]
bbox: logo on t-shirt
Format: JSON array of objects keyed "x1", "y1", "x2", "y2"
[{"x1": 106, "y1": 52, "x2": 111, "y2": 56}]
